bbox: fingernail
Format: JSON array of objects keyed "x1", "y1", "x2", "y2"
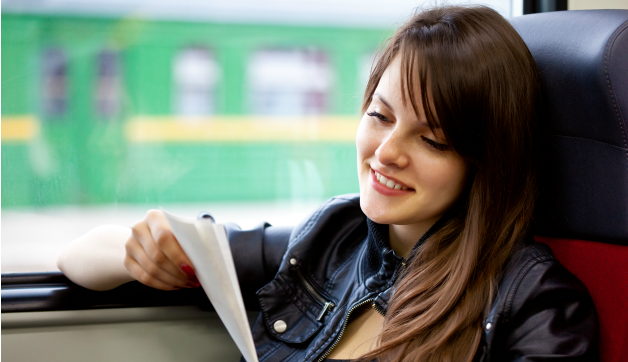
[
  {"x1": 186, "y1": 281, "x2": 200, "y2": 288},
  {"x1": 181, "y1": 264, "x2": 199, "y2": 283}
]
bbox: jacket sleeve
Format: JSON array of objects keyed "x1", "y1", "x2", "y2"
[
  {"x1": 500, "y1": 259, "x2": 599, "y2": 361},
  {"x1": 225, "y1": 222, "x2": 292, "y2": 310}
]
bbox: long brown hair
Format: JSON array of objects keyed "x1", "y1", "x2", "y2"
[{"x1": 360, "y1": 6, "x2": 541, "y2": 362}]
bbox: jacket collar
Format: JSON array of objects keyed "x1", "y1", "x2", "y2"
[{"x1": 361, "y1": 212, "x2": 455, "y2": 289}]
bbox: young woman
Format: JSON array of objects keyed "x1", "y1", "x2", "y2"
[{"x1": 58, "y1": 5, "x2": 598, "y2": 362}]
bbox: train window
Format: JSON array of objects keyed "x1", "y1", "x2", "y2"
[
  {"x1": 3, "y1": 2, "x2": 521, "y2": 274},
  {"x1": 173, "y1": 47, "x2": 219, "y2": 116},
  {"x1": 248, "y1": 49, "x2": 332, "y2": 115},
  {"x1": 95, "y1": 50, "x2": 122, "y2": 118},
  {"x1": 42, "y1": 48, "x2": 68, "y2": 118}
]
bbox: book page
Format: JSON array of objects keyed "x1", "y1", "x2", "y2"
[{"x1": 162, "y1": 210, "x2": 259, "y2": 362}]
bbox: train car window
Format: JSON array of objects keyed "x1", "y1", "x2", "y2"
[
  {"x1": 173, "y1": 47, "x2": 219, "y2": 116},
  {"x1": 248, "y1": 49, "x2": 331, "y2": 115},
  {"x1": 42, "y1": 48, "x2": 68, "y2": 118},
  {"x1": 95, "y1": 50, "x2": 122, "y2": 118},
  {"x1": 1, "y1": 0, "x2": 524, "y2": 274}
]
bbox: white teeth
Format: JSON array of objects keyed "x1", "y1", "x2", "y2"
[{"x1": 375, "y1": 171, "x2": 407, "y2": 191}]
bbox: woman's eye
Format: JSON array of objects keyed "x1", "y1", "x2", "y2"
[
  {"x1": 421, "y1": 136, "x2": 449, "y2": 151},
  {"x1": 367, "y1": 111, "x2": 390, "y2": 123}
]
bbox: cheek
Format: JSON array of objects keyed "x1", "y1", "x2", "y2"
[
  {"x1": 421, "y1": 156, "x2": 468, "y2": 202},
  {"x1": 355, "y1": 119, "x2": 369, "y2": 164},
  {"x1": 356, "y1": 118, "x2": 376, "y2": 162},
  {"x1": 356, "y1": 118, "x2": 380, "y2": 192}
]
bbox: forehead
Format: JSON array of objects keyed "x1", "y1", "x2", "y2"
[
  {"x1": 377, "y1": 57, "x2": 404, "y2": 100},
  {"x1": 374, "y1": 57, "x2": 426, "y2": 120}
]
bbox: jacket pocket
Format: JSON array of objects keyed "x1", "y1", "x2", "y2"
[{"x1": 256, "y1": 276, "x2": 324, "y2": 344}]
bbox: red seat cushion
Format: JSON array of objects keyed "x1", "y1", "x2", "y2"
[{"x1": 534, "y1": 236, "x2": 628, "y2": 362}]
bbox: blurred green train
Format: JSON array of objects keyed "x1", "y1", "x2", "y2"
[{"x1": 1, "y1": 13, "x2": 391, "y2": 207}]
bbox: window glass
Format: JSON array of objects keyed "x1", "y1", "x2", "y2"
[
  {"x1": 1, "y1": 0, "x2": 513, "y2": 273},
  {"x1": 42, "y1": 48, "x2": 67, "y2": 117},
  {"x1": 248, "y1": 49, "x2": 331, "y2": 115},
  {"x1": 95, "y1": 50, "x2": 122, "y2": 118},
  {"x1": 173, "y1": 47, "x2": 219, "y2": 116}
]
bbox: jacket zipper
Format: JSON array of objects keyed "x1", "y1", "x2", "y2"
[
  {"x1": 369, "y1": 259, "x2": 406, "y2": 318},
  {"x1": 374, "y1": 259, "x2": 406, "y2": 318},
  {"x1": 294, "y1": 265, "x2": 336, "y2": 321},
  {"x1": 316, "y1": 258, "x2": 406, "y2": 361},
  {"x1": 371, "y1": 301, "x2": 386, "y2": 317},
  {"x1": 317, "y1": 297, "x2": 375, "y2": 362}
]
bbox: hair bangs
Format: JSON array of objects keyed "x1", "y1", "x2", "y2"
[{"x1": 399, "y1": 27, "x2": 450, "y2": 145}]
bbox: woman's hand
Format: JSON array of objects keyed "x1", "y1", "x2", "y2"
[{"x1": 124, "y1": 209, "x2": 200, "y2": 291}]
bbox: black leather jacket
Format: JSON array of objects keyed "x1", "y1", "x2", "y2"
[{"x1": 227, "y1": 194, "x2": 599, "y2": 362}]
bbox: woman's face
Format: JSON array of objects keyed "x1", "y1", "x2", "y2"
[{"x1": 357, "y1": 57, "x2": 468, "y2": 228}]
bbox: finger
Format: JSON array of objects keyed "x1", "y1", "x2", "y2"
[
  {"x1": 145, "y1": 210, "x2": 197, "y2": 278},
  {"x1": 125, "y1": 237, "x2": 192, "y2": 288},
  {"x1": 132, "y1": 218, "x2": 189, "y2": 282},
  {"x1": 124, "y1": 253, "x2": 180, "y2": 291}
]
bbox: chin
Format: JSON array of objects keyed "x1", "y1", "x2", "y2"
[{"x1": 359, "y1": 196, "x2": 397, "y2": 225}]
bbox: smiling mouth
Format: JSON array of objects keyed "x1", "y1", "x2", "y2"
[{"x1": 374, "y1": 171, "x2": 410, "y2": 190}]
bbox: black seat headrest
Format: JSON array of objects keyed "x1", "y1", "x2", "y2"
[{"x1": 511, "y1": 10, "x2": 628, "y2": 245}]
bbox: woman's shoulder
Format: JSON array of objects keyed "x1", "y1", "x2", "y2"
[
  {"x1": 288, "y1": 194, "x2": 364, "y2": 246},
  {"x1": 481, "y1": 237, "x2": 599, "y2": 361},
  {"x1": 498, "y1": 238, "x2": 559, "y2": 291},
  {"x1": 496, "y1": 238, "x2": 588, "y2": 308}
]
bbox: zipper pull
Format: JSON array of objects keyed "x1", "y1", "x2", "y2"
[{"x1": 317, "y1": 301, "x2": 335, "y2": 321}]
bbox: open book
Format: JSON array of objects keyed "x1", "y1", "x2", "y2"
[{"x1": 162, "y1": 210, "x2": 259, "y2": 362}]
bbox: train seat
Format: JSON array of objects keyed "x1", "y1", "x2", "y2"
[{"x1": 512, "y1": 10, "x2": 628, "y2": 362}]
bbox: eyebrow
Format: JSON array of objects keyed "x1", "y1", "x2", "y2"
[
  {"x1": 373, "y1": 93, "x2": 395, "y2": 113},
  {"x1": 374, "y1": 92, "x2": 437, "y2": 129}
]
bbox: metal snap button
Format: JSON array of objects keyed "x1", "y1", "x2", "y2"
[
  {"x1": 289, "y1": 258, "x2": 297, "y2": 265},
  {"x1": 485, "y1": 322, "x2": 492, "y2": 331},
  {"x1": 273, "y1": 320, "x2": 287, "y2": 333},
  {"x1": 196, "y1": 212, "x2": 215, "y2": 222}
]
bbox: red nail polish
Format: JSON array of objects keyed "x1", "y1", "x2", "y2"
[
  {"x1": 181, "y1": 264, "x2": 199, "y2": 283},
  {"x1": 186, "y1": 281, "x2": 200, "y2": 288}
]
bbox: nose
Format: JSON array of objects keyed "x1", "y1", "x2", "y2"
[{"x1": 375, "y1": 130, "x2": 409, "y2": 169}]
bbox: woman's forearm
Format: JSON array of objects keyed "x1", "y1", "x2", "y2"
[{"x1": 57, "y1": 224, "x2": 135, "y2": 291}]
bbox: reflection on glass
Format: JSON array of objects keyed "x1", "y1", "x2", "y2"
[
  {"x1": 248, "y1": 49, "x2": 331, "y2": 115},
  {"x1": 42, "y1": 48, "x2": 67, "y2": 117},
  {"x1": 95, "y1": 50, "x2": 122, "y2": 118},
  {"x1": 173, "y1": 47, "x2": 219, "y2": 116}
]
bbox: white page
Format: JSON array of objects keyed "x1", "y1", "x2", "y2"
[{"x1": 162, "y1": 210, "x2": 259, "y2": 362}]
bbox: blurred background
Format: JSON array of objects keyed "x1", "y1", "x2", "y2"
[{"x1": 2, "y1": 0, "x2": 625, "y2": 272}]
